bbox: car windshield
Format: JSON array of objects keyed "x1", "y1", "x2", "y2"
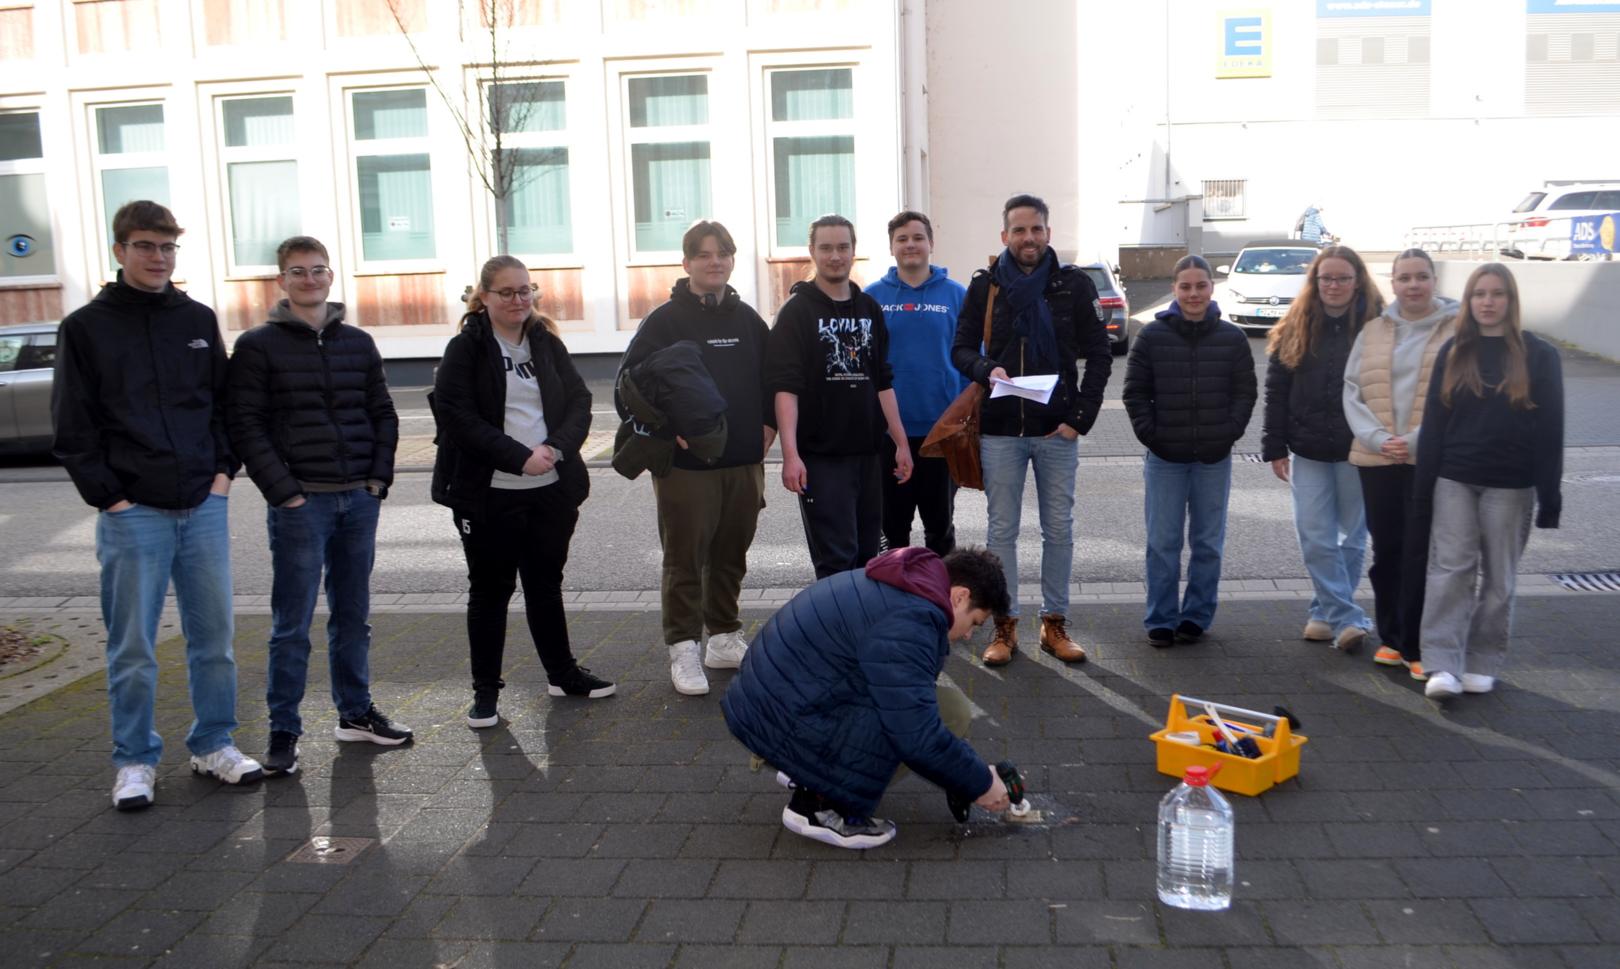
[
  {"x1": 1513, "y1": 192, "x2": 1547, "y2": 214},
  {"x1": 1082, "y1": 268, "x2": 1115, "y2": 295},
  {"x1": 1233, "y1": 248, "x2": 1315, "y2": 275}
]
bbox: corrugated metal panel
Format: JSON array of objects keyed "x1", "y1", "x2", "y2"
[
  {"x1": 1526, "y1": 13, "x2": 1620, "y2": 115},
  {"x1": 1316, "y1": 15, "x2": 1432, "y2": 119}
]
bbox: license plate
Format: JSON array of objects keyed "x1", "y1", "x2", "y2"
[{"x1": 1253, "y1": 305, "x2": 1287, "y2": 318}]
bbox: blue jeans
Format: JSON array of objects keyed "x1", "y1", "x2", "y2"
[
  {"x1": 266, "y1": 490, "x2": 380, "y2": 735},
  {"x1": 981, "y1": 433, "x2": 1079, "y2": 617},
  {"x1": 1143, "y1": 452, "x2": 1232, "y2": 630},
  {"x1": 96, "y1": 493, "x2": 238, "y2": 767},
  {"x1": 1290, "y1": 455, "x2": 1369, "y2": 632}
]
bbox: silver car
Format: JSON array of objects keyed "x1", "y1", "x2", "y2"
[{"x1": 0, "y1": 321, "x2": 58, "y2": 453}]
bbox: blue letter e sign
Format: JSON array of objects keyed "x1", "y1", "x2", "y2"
[
  {"x1": 1225, "y1": 16, "x2": 1262, "y2": 56},
  {"x1": 1217, "y1": 10, "x2": 1270, "y2": 78}
]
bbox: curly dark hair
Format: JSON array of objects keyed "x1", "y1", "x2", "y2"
[{"x1": 943, "y1": 547, "x2": 1011, "y2": 616}]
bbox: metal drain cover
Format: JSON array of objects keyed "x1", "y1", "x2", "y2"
[
  {"x1": 285, "y1": 836, "x2": 374, "y2": 865},
  {"x1": 1550, "y1": 572, "x2": 1620, "y2": 592}
]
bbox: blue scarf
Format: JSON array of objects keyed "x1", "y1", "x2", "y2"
[{"x1": 993, "y1": 247, "x2": 1058, "y2": 373}]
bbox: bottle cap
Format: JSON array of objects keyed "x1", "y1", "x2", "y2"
[{"x1": 1183, "y1": 765, "x2": 1212, "y2": 786}]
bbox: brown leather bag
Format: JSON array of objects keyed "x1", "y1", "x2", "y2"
[{"x1": 920, "y1": 283, "x2": 997, "y2": 490}]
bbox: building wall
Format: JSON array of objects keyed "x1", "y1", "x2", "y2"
[{"x1": 0, "y1": 0, "x2": 906, "y2": 355}]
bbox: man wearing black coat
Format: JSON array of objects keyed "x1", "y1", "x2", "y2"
[{"x1": 228, "y1": 236, "x2": 407, "y2": 776}]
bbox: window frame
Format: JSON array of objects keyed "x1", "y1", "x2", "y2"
[
  {"x1": 619, "y1": 69, "x2": 715, "y2": 263},
  {"x1": 482, "y1": 73, "x2": 579, "y2": 267},
  {"x1": 87, "y1": 96, "x2": 172, "y2": 283},
  {"x1": 343, "y1": 84, "x2": 442, "y2": 274},
  {"x1": 214, "y1": 92, "x2": 301, "y2": 277},
  {"x1": 0, "y1": 106, "x2": 56, "y2": 287},
  {"x1": 761, "y1": 63, "x2": 859, "y2": 258}
]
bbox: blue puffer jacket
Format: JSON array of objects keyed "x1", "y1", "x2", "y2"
[{"x1": 721, "y1": 548, "x2": 992, "y2": 816}]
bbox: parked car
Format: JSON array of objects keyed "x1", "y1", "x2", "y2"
[
  {"x1": 1214, "y1": 241, "x2": 1318, "y2": 332},
  {"x1": 1080, "y1": 262, "x2": 1131, "y2": 354},
  {"x1": 0, "y1": 321, "x2": 59, "y2": 453},
  {"x1": 1504, "y1": 182, "x2": 1620, "y2": 260}
]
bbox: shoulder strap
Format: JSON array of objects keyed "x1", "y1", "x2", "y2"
[{"x1": 983, "y1": 284, "x2": 998, "y2": 353}]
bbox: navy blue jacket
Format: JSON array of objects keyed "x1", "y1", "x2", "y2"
[{"x1": 721, "y1": 549, "x2": 992, "y2": 816}]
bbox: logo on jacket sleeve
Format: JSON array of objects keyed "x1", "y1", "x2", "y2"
[{"x1": 188, "y1": 338, "x2": 210, "y2": 349}]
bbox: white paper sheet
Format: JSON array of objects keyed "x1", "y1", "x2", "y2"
[{"x1": 989, "y1": 373, "x2": 1058, "y2": 405}]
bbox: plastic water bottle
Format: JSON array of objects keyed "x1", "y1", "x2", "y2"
[{"x1": 1156, "y1": 765, "x2": 1234, "y2": 910}]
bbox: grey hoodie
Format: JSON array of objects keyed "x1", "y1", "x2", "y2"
[{"x1": 1342, "y1": 296, "x2": 1459, "y2": 461}]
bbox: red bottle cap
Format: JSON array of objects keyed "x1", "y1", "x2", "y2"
[{"x1": 1183, "y1": 765, "x2": 1213, "y2": 786}]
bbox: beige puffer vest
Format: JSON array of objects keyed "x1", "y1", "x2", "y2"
[{"x1": 1348, "y1": 316, "x2": 1454, "y2": 467}]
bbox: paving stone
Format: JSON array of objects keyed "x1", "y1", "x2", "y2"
[
  {"x1": 1364, "y1": 899, "x2": 1489, "y2": 945},
  {"x1": 1261, "y1": 899, "x2": 1381, "y2": 945},
  {"x1": 263, "y1": 913, "x2": 390, "y2": 962},
  {"x1": 806, "y1": 860, "x2": 907, "y2": 900},
  {"x1": 194, "y1": 891, "x2": 319, "y2": 936},
  {"x1": 905, "y1": 859, "x2": 1003, "y2": 899},
  {"x1": 1336, "y1": 945, "x2": 1455, "y2": 969},
  {"x1": 1114, "y1": 948, "x2": 1229, "y2": 969},
  {"x1": 1394, "y1": 857, "x2": 1512, "y2": 898},
  {"x1": 945, "y1": 899, "x2": 1054, "y2": 945},
  {"x1": 18, "y1": 887, "x2": 140, "y2": 929},
  {"x1": 146, "y1": 932, "x2": 272, "y2": 969},
  {"x1": 1159, "y1": 900, "x2": 1271, "y2": 946},
  {"x1": 1491, "y1": 857, "x2": 1611, "y2": 898},
  {"x1": 634, "y1": 898, "x2": 745, "y2": 944},
  {"x1": 1051, "y1": 900, "x2": 1158, "y2": 945},
  {"x1": 779, "y1": 946, "x2": 889, "y2": 969},
  {"x1": 1294, "y1": 858, "x2": 1411, "y2": 899},
  {"x1": 565, "y1": 942, "x2": 677, "y2": 969},
  {"x1": 532, "y1": 896, "x2": 645, "y2": 942},
  {"x1": 351, "y1": 939, "x2": 476, "y2": 969},
  {"x1": 516, "y1": 857, "x2": 626, "y2": 897},
  {"x1": 1469, "y1": 898, "x2": 1601, "y2": 945},
  {"x1": 611, "y1": 858, "x2": 717, "y2": 898},
  {"x1": 1004, "y1": 858, "x2": 1104, "y2": 899},
  {"x1": 709, "y1": 860, "x2": 810, "y2": 899},
  {"x1": 892, "y1": 944, "x2": 999, "y2": 969},
  {"x1": 1214, "y1": 947, "x2": 1341, "y2": 969},
  {"x1": 422, "y1": 856, "x2": 537, "y2": 896},
  {"x1": 737, "y1": 899, "x2": 845, "y2": 944},
  {"x1": 670, "y1": 944, "x2": 783, "y2": 969},
  {"x1": 841, "y1": 900, "x2": 947, "y2": 944},
  {"x1": 432, "y1": 896, "x2": 548, "y2": 941},
  {"x1": 1560, "y1": 944, "x2": 1620, "y2": 969}
]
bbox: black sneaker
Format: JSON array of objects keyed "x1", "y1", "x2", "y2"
[
  {"x1": 548, "y1": 666, "x2": 616, "y2": 699},
  {"x1": 1175, "y1": 620, "x2": 1205, "y2": 643},
  {"x1": 1147, "y1": 627, "x2": 1175, "y2": 648},
  {"x1": 467, "y1": 690, "x2": 500, "y2": 729},
  {"x1": 263, "y1": 730, "x2": 299, "y2": 775},
  {"x1": 333, "y1": 705, "x2": 414, "y2": 746},
  {"x1": 782, "y1": 787, "x2": 897, "y2": 849}
]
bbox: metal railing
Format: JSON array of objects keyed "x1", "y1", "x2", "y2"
[{"x1": 1406, "y1": 215, "x2": 1610, "y2": 261}]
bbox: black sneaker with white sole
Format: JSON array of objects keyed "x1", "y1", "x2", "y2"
[
  {"x1": 333, "y1": 705, "x2": 414, "y2": 746},
  {"x1": 781, "y1": 787, "x2": 898, "y2": 849},
  {"x1": 467, "y1": 690, "x2": 500, "y2": 729},
  {"x1": 263, "y1": 730, "x2": 299, "y2": 775},
  {"x1": 548, "y1": 666, "x2": 616, "y2": 699}
]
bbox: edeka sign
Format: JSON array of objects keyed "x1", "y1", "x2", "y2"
[
  {"x1": 1571, "y1": 213, "x2": 1619, "y2": 255},
  {"x1": 1317, "y1": 0, "x2": 1430, "y2": 15},
  {"x1": 1527, "y1": 1, "x2": 1620, "y2": 13},
  {"x1": 1217, "y1": 10, "x2": 1271, "y2": 78}
]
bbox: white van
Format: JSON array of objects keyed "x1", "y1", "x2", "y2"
[{"x1": 1504, "y1": 183, "x2": 1620, "y2": 260}]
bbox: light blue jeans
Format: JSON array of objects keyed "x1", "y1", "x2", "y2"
[
  {"x1": 1290, "y1": 454, "x2": 1369, "y2": 633},
  {"x1": 96, "y1": 493, "x2": 239, "y2": 767},
  {"x1": 1143, "y1": 452, "x2": 1232, "y2": 630},
  {"x1": 981, "y1": 434, "x2": 1079, "y2": 617}
]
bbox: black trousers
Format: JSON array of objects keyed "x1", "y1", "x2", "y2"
[
  {"x1": 1358, "y1": 464, "x2": 1430, "y2": 662},
  {"x1": 455, "y1": 485, "x2": 580, "y2": 692},
  {"x1": 881, "y1": 435, "x2": 958, "y2": 556},
  {"x1": 797, "y1": 452, "x2": 881, "y2": 579}
]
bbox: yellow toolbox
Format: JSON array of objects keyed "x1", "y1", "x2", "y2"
[{"x1": 1149, "y1": 694, "x2": 1307, "y2": 797}]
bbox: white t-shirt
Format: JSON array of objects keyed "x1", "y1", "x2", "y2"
[{"x1": 490, "y1": 331, "x2": 559, "y2": 489}]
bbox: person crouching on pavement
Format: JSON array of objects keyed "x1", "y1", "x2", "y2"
[{"x1": 721, "y1": 547, "x2": 1014, "y2": 849}]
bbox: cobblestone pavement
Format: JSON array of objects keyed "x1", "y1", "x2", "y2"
[{"x1": 1, "y1": 594, "x2": 1617, "y2": 968}]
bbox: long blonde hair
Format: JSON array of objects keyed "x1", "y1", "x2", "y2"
[
  {"x1": 461, "y1": 255, "x2": 558, "y2": 337},
  {"x1": 1266, "y1": 245, "x2": 1385, "y2": 369},
  {"x1": 1440, "y1": 263, "x2": 1534, "y2": 410}
]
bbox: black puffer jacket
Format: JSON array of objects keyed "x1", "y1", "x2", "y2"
[
  {"x1": 228, "y1": 302, "x2": 399, "y2": 508},
  {"x1": 951, "y1": 253, "x2": 1113, "y2": 437},
  {"x1": 430, "y1": 312, "x2": 591, "y2": 514},
  {"x1": 1261, "y1": 312, "x2": 1359, "y2": 462},
  {"x1": 1123, "y1": 302, "x2": 1257, "y2": 463}
]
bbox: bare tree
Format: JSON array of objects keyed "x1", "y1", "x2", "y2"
[{"x1": 387, "y1": 0, "x2": 544, "y2": 255}]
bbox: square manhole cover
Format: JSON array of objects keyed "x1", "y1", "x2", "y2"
[{"x1": 285, "y1": 836, "x2": 374, "y2": 865}]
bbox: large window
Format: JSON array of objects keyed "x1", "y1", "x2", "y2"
[
  {"x1": 351, "y1": 89, "x2": 435, "y2": 263},
  {"x1": 219, "y1": 96, "x2": 300, "y2": 272},
  {"x1": 94, "y1": 104, "x2": 170, "y2": 248},
  {"x1": 767, "y1": 67, "x2": 854, "y2": 249},
  {"x1": 626, "y1": 74, "x2": 711, "y2": 255},
  {"x1": 1, "y1": 112, "x2": 55, "y2": 279},
  {"x1": 489, "y1": 80, "x2": 572, "y2": 256}
]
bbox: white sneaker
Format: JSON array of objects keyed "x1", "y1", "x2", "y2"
[
  {"x1": 705, "y1": 630, "x2": 749, "y2": 669},
  {"x1": 1424, "y1": 671, "x2": 1463, "y2": 700},
  {"x1": 189, "y1": 745, "x2": 265, "y2": 785},
  {"x1": 112, "y1": 764, "x2": 156, "y2": 810},
  {"x1": 670, "y1": 640, "x2": 709, "y2": 695},
  {"x1": 1461, "y1": 673, "x2": 1496, "y2": 694}
]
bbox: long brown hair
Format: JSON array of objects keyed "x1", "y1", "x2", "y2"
[
  {"x1": 461, "y1": 255, "x2": 559, "y2": 337},
  {"x1": 1440, "y1": 262, "x2": 1534, "y2": 410},
  {"x1": 1266, "y1": 245, "x2": 1386, "y2": 369}
]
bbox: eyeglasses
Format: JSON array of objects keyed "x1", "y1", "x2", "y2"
[
  {"x1": 1316, "y1": 274, "x2": 1356, "y2": 286},
  {"x1": 491, "y1": 287, "x2": 536, "y2": 303},
  {"x1": 283, "y1": 266, "x2": 333, "y2": 280},
  {"x1": 121, "y1": 240, "x2": 179, "y2": 257}
]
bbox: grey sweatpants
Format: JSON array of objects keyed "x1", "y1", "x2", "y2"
[{"x1": 1419, "y1": 477, "x2": 1534, "y2": 678}]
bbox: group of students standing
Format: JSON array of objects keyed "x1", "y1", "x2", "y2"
[{"x1": 1126, "y1": 246, "x2": 1564, "y2": 701}]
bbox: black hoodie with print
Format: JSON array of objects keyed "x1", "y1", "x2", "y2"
[{"x1": 765, "y1": 279, "x2": 894, "y2": 457}]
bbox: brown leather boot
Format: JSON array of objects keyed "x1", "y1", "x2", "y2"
[
  {"x1": 1039, "y1": 612, "x2": 1086, "y2": 663},
  {"x1": 982, "y1": 615, "x2": 1018, "y2": 666}
]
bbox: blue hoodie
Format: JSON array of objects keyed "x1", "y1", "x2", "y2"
[{"x1": 863, "y1": 266, "x2": 968, "y2": 437}]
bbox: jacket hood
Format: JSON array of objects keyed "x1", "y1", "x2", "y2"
[
  {"x1": 876, "y1": 265, "x2": 951, "y2": 292},
  {"x1": 864, "y1": 547, "x2": 954, "y2": 625},
  {"x1": 1380, "y1": 296, "x2": 1458, "y2": 331},
  {"x1": 671, "y1": 277, "x2": 741, "y2": 313},
  {"x1": 788, "y1": 278, "x2": 866, "y2": 309},
  {"x1": 93, "y1": 271, "x2": 191, "y2": 310},
  {"x1": 1156, "y1": 299, "x2": 1225, "y2": 329},
  {"x1": 268, "y1": 300, "x2": 347, "y2": 331}
]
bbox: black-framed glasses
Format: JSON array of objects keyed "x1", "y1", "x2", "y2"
[
  {"x1": 121, "y1": 240, "x2": 179, "y2": 257},
  {"x1": 492, "y1": 287, "x2": 536, "y2": 302},
  {"x1": 1316, "y1": 274, "x2": 1355, "y2": 286},
  {"x1": 283, "y1": 266, "x2": 333, "y2": 280}
]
